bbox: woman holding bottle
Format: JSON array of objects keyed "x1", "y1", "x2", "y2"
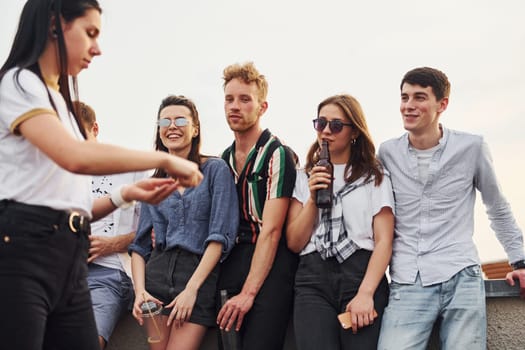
[{"x1": 286, "y1": 94, "x2": 394, "y2": 350}]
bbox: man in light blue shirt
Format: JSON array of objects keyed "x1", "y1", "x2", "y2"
[{"x1": 377, "y1": 67, "x2": 525, "y2": 350}]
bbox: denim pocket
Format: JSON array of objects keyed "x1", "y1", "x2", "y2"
[
  {"x1": 462, "y1": 264, "x2": 481, "y2": 278},
  {"x1": 192, "y1": 196, "x2": 210, "y2": 221}
]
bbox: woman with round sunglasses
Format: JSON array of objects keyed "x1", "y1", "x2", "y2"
[
  {"x1": 286, "y1": 94, "x2": 395, "y2": 350},
  {"x1": 130, "y1": 95, "x2": 239, "y2": 350},
  {"x1": 0, "y1": 1, "x2": 202, "y2": 349}
]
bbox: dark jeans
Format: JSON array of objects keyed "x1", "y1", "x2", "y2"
[
  {"x1": 294, "y1": 250, "x2": 389, "y2": 350},
  {"x1": 218, "y1": 241, "x2": 298, "y2": 350},
  {"x1": 0, "y1": 200, "x2": 98, "y2": 350}
]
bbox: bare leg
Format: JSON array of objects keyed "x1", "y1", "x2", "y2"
[{"x1": 166, "y1": 322, "x2": 207, "y2": 350}]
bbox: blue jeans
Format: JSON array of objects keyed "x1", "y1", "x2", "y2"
[
  {"x1": 87, "y1": 264, "x2": 133, "y2": 342},
  {"x1": 378, "y1": 265, "x2": 486, "y2": 350}
]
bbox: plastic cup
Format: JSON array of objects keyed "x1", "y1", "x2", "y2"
[{"x1": 140, "y1": 301, "x2": 164, "y2": 344}]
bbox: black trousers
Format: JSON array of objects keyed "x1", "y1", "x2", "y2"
[
  {"x1": 0, "y1": 200, "x2": 98, "y2": 350},
  {"x1": 293, "y1": 250, "x2": 389, "y2": 350},
  {"x1": 218, "y1": 241, "x2": 299, "y2": 350}
]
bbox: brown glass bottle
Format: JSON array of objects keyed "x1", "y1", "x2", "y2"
[
  {"x1": 219, "y1": 289, "x2": 241, "y2": 349},
  {"x1": 315, "y1": 140, "x2": 333, "y2": 208}
]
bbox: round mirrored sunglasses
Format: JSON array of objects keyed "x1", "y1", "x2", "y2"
[{"x1": 157, "y1": 117, "x2": 190, "y2": 128}]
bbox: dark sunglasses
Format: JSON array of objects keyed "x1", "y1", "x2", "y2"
[
  {"x1": 312, "y1": 117, "x2": 353, "y2": 133},
  {"x1": 157, "y1": 117, "x2": 189, "y2": 128}
]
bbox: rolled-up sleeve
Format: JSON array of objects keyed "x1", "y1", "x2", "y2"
[
  {"x1": 205, "y1": 160, "x2": 239, "y2": 261},
  {"x1": 128, "y1": 203, "x2": 154, "y2": 261}
]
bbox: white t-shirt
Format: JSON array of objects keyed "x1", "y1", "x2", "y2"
[
  {"x1": 292, "y1": 164, "x2": 395, "y2": 255},
  {"x1": 412, "y1": 144, "x2": 440, "y2": 184},
  {"x1": 0, "y1": 68, "x2": 92, "y2": 216},
  {"x1": 90, "y1": 171, "x2": 148, "y2": 276}
]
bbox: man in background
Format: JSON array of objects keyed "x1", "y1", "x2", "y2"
[{"x1": 75, "y1": 101, "x2": 148, "y2": 349}]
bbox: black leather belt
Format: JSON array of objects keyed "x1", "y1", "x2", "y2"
[
  {"x1": 0, "y1": 199, "x2": 90, "y2": 235},
  {"x1": 235, "y1": 232, "x2": 257, "y2": 244}
]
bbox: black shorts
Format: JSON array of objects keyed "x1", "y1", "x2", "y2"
[{"x1": 145, "y1": 247, "x2": 219, "y2": 327}]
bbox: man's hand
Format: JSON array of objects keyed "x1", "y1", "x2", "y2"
[
  {"x1": 505, "y1": 269, "x2": 525, "y2": 298},
  {"x1": 87, "y1": 232, "x2": 134, "y2": 263},
  {"x1": 88, "y1": 235, "x2": 115, "y2": 262},
  {"x1": 216, "y1": 292, "x2": 255, "y2": 332}
]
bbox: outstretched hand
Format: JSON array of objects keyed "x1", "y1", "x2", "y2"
[
  {"x1": 121, "y1": 178, "x2": 179, "y2": 204},
  {"x1": 165, "y1": 156, "x2": 203, "y2": 188}
]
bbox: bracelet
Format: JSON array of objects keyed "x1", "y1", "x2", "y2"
[{"x1": 110, "y1": 184, "x2": 136, "y2": 209}]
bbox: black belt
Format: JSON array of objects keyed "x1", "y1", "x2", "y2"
[
  {"x1": 235, "y1": 232, "x2": 257, "y2": 244},
  {"x1": 0, "y1": 199, "x2": 90, "y2": 235}
]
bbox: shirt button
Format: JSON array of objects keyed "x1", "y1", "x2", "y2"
[{"x1": 3, "y1": 235, "x2": 10, "y2": 243}]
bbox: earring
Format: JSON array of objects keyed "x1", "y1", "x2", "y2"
[
  {"x1": 51, "y1": 29, "x2": 58, "y2": 38},
  {"x1": 351, "y1": 138, "x2": 356, "y2": 145}
]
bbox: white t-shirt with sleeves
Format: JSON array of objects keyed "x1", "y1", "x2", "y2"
[
  {"x1": 0, "y1": 68, "x2": 92, "y2": 216},
  {"x1": 292, "y1": 164, "x2": 395, "y2": 256}
]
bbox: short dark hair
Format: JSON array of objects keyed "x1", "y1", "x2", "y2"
[
  {"x1": 73, "y1": 101, "x2": 96, "y2": 130},
  {"x1": 401, "y1": 67, "x2": 450, "y2": 101}
]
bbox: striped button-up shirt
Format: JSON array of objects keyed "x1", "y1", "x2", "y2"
[
  {"x1": 222, "y1": 129, "x2": 296, "y2": 243},
  {"x1": 378, "y1": 126, "x2": 524, "y2": 286}
]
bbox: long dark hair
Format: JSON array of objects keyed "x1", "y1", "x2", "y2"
[
  {"x1": 152, "y1": 95, "x2": 202, "y2": 178},
  {"x1": 0, "y1": 0, "x2": 102, "y2": 139},
  {"x1": 305, "y1": 94, "x2": 383, "y2": 186}
]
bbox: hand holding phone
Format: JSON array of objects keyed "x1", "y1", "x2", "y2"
[{"x1": 337, "y1": 309, "x2": 378, "y2": 333}]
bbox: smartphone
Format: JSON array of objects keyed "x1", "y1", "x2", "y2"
[
  {"x1": 337, "y1": 309, "x2": 378, "y2": 330},
  {"x1": 337, "y1": 311, "x2": 353, "y2": 329}
]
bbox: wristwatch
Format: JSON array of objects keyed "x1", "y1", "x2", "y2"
[{"x1": 511, "y1": 259, "x2": 525, "y2": 270}]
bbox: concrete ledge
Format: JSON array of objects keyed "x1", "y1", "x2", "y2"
[
  {"x1": 484, "y1": 279, "x2": 521, "y2": 297},
  {"x1": 107, "y1": 280, "x2": 523, "y2": 350}
]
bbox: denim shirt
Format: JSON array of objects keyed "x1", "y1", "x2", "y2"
[
  {"x1": 129, "y1": 158, "x2": 239, "y2": 262},
  {"x1": 378, "y1": 126, "x2": 524, "y2": 286}
]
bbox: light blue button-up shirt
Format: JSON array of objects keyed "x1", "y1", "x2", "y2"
[
  {"x1": 378, "y1": 126, "x2": 524, "y2": 286},
  {"x1": 130, "y1": 158, "x2": 239, "y2": 262}
]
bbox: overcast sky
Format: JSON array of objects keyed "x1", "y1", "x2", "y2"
[{"x1": 1, "y1": 0, "x2": 524, "y2": 262}]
